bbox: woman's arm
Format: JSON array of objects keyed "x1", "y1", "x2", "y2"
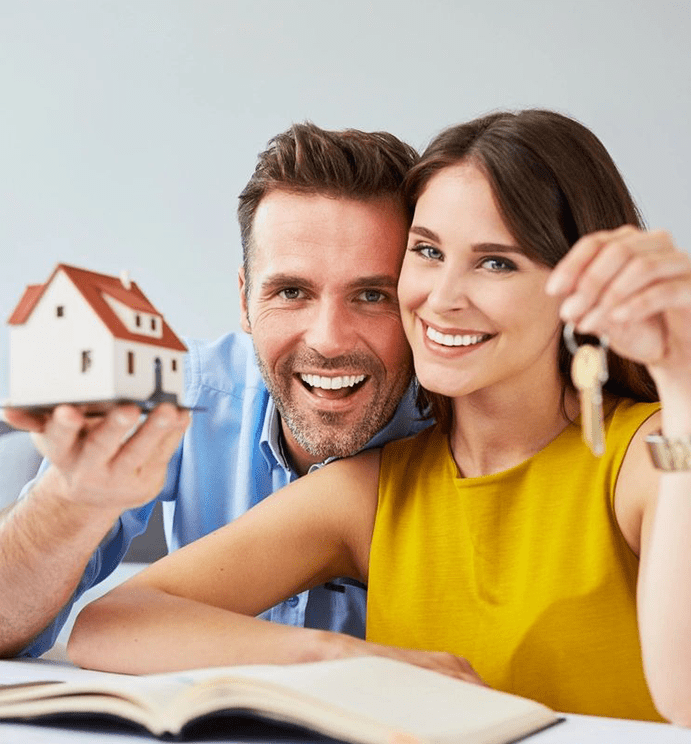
[
  {"x1": 633, "y1": 377, "x2": 691, "y2": 725},
  {"x1": 68, "y1": 447, "x2": 487, "y2": 685},
  {"x1": 68, "y1": 449, "x2": 382, "y2": 674},
  {"x1": 549, "y1": 226, "x2": 691, "y2": 724}
]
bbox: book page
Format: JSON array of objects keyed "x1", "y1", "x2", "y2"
[
  {"x1": 0, "y1": 656, "x2": 558, "y2": 744},
  {"x1": 158, "y1": 656, "x2": 558, "y2": 743}
]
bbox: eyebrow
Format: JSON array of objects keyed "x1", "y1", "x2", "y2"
[
  {"x1": 409, "y1": 225, "x2": 522, "y2": 254},
  {"x1": 348, "y1": 275, "x2": 399, "y2": 290},
  {"x1": 409, "y1": 226, "x2": 440, "y2": 242},
  {"x1": 260, "y1": 273, "x2": 399, "y2": 293}
]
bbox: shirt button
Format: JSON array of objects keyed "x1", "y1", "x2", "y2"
[{"x1": 286, "y1": 596, "x2": 299, "y2": 607}]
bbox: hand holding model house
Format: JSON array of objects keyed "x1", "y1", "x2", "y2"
[{"x1": 2, "y1": 264, "x2": 193, "y2": 513}]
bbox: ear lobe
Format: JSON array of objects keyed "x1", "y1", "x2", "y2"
[{"x1": 238, "y1": 268, "x2": 251, "y2": 334}]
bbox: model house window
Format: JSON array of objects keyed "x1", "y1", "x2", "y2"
[
  {"x1": 135, "y1": 314, "x2": 141, "y2": 327},
  {"x1": 172, "y1": 359, "x2": 177, "y2": 372},
  {"x1": 127, "y1": 351, "x2": 135, "y2": 375},
  {"x1": 81, "y1": 350, "x2": 92, "y2": 373},
  {"x1": 56, "y1": 306, "x2": 64, "y2": 317},
  {"x1": 151, "y1": 318, "x2": 157, "y2": 331}
]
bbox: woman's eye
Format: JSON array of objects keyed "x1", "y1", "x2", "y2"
[
  {"x1": 358, "y1": 289, "x2": 386, "y2": 303},
  {"x1": 411, "y1": 244, "x2": 443, "y2": 261},
  {"x1": 278, "y1": 287, "x2": 303, "y2": 300},
  {"x1": 480, "y1": 257, "x2": 517, "y2": 273}
]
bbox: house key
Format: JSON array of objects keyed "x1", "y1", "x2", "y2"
[{"x1": 564, "y1": 323, "x2": 608, "y2": 456}]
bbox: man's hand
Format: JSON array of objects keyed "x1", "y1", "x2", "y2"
[
  {"x1": 0, "y1": 402, "x2": 190, "y2": 656},
  {"x1": 3, "y1": 402, "x2": 190, "y2": 512}
]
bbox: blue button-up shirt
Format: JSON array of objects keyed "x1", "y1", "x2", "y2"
[{"x1": 20, "y1": 332, "x2": 430, "y2": 657}]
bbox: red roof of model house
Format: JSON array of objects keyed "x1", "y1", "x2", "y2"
[{"x1": 8, "y1": 264, "x2": 187, "y2": 352}]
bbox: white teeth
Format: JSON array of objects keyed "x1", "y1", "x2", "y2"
[
  {"x1": 425, "y1": 326, "x2": 488, "y2": 347},
  {"x1": 300, "y1": 373, "x2": 366, "y2": 390}
]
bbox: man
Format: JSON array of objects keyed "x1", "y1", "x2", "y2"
[{"x1": 0, "y1": 123, "x2": 428, "y2": 658}]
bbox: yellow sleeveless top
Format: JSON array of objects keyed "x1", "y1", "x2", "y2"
[{"x1": 367, "y1": 398, "x2": 662, "y2": 721}]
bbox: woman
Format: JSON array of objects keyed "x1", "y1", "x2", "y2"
[{"x1": 68, "y1": 110, "x2": 691, "y2": 724}]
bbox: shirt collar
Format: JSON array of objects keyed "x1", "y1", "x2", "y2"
[
  {"x1": 259, "y1": 396, "x2": 294, "y2": 473},
  {"x1": 260, "y1": 397, "x2": 332, "y2": 477}
]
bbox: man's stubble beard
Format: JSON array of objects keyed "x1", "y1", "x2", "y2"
[{"x1": 256, "y1": 351, "x2": 412, "y2": 462}]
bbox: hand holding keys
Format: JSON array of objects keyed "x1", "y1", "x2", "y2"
[{"x1": 564, "y1": 324, "x2": 609, "y2": 456}]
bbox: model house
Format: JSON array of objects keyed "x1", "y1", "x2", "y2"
[{"x1": 7, "y1": 263, "x2": 187, "y2": 411}]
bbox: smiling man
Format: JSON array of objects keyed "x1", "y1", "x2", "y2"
[
  {"x1": 1, "y1": 123, "x2": 429, "y2": 658},
  {"x1": 240, "y1": 189, "x2": 414, "y2": 475}
]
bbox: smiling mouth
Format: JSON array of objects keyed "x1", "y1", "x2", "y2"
[
  {"x1": 299, "y1": 373, "x2": 368, "y2": 396},
  {"x1": 298, "y1": 373, "x2": 367, "y2": 400},
  {"x1": 425, "y1": 326, "x2": 493, "y2": 348}
]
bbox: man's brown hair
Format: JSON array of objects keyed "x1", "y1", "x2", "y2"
[{"x1": 238, "y1": 122, "x2": 418, "y2": 295}]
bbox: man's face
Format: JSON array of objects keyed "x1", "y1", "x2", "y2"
[{"x1": 240, "y1": 190, "x2": 414, "y2": 474}]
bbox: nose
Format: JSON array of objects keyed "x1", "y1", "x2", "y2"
[
  {"x1": 303, "y1": 299, "x2": 358, "y2": 358},
  {"x1": 426, "y1": 265, "x2": 471, "y2": 314}
]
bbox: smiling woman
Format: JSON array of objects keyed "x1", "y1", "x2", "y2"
[
  {"x1": 398, "y1": 161, "x2": 565, "y2": 411},
  {"x1": 401, "y1": 109, "x2": 656, "y2": 433},
  {"x1": 69, "y1": 109, "x2": 691, "y2": 726}
]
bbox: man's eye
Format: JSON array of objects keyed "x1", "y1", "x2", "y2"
[
  {"x1": 410, "y1": 244, "x2": 443, "y2": 261},
  {"x1": 278, "y1": 288, "x2": 303, "y2": 300},
  {"x1": 358, "y1": 289, "x2": 386, "y2": 303}
]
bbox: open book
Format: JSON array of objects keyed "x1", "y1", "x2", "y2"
[{"x1": 0, "y1": 656, "x2": 561, "y2": 742}]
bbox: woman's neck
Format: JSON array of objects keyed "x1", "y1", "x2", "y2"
[{"x1": 449, "y1": 376, "x2": 579, "y2": 478}]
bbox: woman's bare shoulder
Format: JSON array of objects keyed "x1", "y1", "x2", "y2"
[{"x1": 615, "y1": 408, "x2": 662, "y2": 556}]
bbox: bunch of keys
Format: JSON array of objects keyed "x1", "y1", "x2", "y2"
[{"x1": 564, "y1": 323, "x2": 609, "y2": 456}]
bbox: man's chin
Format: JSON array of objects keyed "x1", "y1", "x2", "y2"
[
  {"x1": 285, "y1": 416, "x2": 377, "y2": 461},
  {"x1": 299, "y1": 428, "x2": 367, "y2": 458},
  {"x1": 274, "y1": 375, "x2": 410, "y2": 460}
]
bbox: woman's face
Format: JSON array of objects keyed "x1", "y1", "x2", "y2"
[{"x1": 397, "y1": 161, "x2": 564, "y2": 401}]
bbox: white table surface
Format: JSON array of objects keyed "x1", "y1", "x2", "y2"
[{"x1": 1, "y1": 656, "x2": 690, "y2": 743}]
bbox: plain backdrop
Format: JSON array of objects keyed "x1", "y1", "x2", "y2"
[{"x1": 1, "y1": 0, "x2": 690, "y2": 399}]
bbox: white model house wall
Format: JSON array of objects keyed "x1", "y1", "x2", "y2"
[
  {"x1": 112, "y1": 338, "x2": 184, "y2": 403},
  {"x1": 9, "y1": 270, "x2": 115, "y2": 406}
]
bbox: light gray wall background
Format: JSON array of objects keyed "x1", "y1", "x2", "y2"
[{"x1": 1, "y1": 0, "x2": 690, "y2": 400}]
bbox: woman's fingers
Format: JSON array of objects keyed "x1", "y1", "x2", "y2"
[
  {"x1": 577, "y1": 259, "x2": 691, "y2": 334},
  {"x1": 550, "y1": 228, "x2": 687, "y2": 330},
  {"x1": 546, "y1": 225, "x2": 641, "y2": 297},
  {"x1": 608, "y1": 276, "x2": 691, "y2": 325}
]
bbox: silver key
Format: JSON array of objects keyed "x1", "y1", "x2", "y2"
[{"x1": 564, "y1": 324, "x2": 609, "y2": 456}]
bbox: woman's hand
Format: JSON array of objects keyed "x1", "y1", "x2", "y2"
[
  {"x1": 546, "y1": 226, "x2": 691, "y2": 381},
  {"x1": 326, "y1": 633, "x2": 486, "y2": 686},
  {"x1": 367, "y1": 644, "x2": 487, "y2": 686}
]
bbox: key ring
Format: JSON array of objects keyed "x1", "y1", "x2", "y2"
[{"x1": 563, "y1": 323, "x2": 609, "y2": 356}]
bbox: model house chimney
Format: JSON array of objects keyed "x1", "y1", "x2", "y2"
[{"x1": 120, "y1": 270, "x2": 131, "y2": 290}]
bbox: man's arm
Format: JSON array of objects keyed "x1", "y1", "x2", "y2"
[
  {"x1": 0, "y1": 402, "x2": 189, "y2": 657},
  {"x1": 69, "y1": 450, "x2": 381, "y2": 672}
]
